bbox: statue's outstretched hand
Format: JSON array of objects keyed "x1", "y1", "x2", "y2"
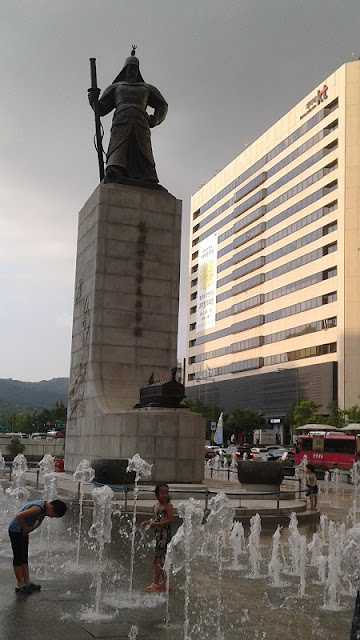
[
  {"x1": 87, "y1": 88, "x2": 101, "y2": 106},
  {"x1": 147, "y1": 114, "x2": 157, "y2": 128}
]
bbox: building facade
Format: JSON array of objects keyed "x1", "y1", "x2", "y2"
[{"x1": 185, "y1": 61, "x2": 360, "y2": 440}]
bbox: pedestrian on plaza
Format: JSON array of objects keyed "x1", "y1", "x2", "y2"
[
  {"x1": 305, "y1": 463, "x2": 318, "y2": 510},
  {"x1": 140, "y1": 483, "x2": 173, "y2": 592},
  {"x1": 8, "y1": 499, "x2": 67, "y2": 594}
]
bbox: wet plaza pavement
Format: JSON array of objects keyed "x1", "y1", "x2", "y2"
[{"x1": 0, "y1": 475, "x2": 357, "y2": 639}]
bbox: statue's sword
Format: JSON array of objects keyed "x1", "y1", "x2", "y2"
[{"x1": 89, "y1": 58, "x2": 105, "y2": 181}]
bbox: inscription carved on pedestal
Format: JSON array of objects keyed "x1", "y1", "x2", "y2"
[
  {"x1": 133, "y1": 221, "x2": 146, "y2": 337},
  {"x1": 68, "y1": 275, "x2": 90, "y2": 430}
]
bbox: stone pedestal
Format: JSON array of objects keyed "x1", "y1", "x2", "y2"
[
  {"x1": 65, "y1": 407, "x2": 205, "y2": 483},
  {"x1": 65, "y1": 183, "x2": 205, "y2": 482}
]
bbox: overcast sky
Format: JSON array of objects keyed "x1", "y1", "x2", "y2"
[{"x1": 1, "y1": 0, "x2": 359, "y2": 382}]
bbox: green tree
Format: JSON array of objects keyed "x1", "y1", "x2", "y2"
[
  {"x1": 345, "y1": 405, "x2": 360, "y2": 424},
  {"x1": 325, "y1": 401, "x2": 346, "y2": 428},
  {"x1": 9, "y1": 437, "x2": 25, "y2": 456},
  {"x1": 224, "y1": 408, "x2": 266, "y2": 444},
  {"x1": 187, "y1": 398, "x2": 223, "y2": 439},
  {"x1": 53, "y1": 401, "x2": 67, "y2": 422},
  {"x1": 293, "y1": 400, "x2": 322, "y2": 428}
]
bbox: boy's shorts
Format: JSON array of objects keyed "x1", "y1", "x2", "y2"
[{"x1": 9, "y1": 531, "x2": 29, "y2": 566}]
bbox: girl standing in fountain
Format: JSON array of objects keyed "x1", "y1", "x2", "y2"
[
  {"x1": 141, "y1": 483, "x2": 173, "y2": 592},
  {"x1": 305, "y1": 463, "x2": 318, "y2": 511}
]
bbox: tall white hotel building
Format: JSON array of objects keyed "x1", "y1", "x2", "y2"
[{"x1": 185, "y1": 61, "x2": 360, "y2": 441}]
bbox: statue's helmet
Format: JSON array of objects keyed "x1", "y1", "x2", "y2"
[{"x1": 112, "y1": 46, "x2": 144, "y2": 83}]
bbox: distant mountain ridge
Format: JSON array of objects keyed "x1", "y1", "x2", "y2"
[{"x1": 0, "y1": 378, "x2": 69, "y2": 412}]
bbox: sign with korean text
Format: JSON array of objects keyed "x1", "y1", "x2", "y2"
[{"x1": 196, "y1": 233, "x2": 218, "y2": 331}]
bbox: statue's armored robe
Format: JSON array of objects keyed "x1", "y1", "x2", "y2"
[{"x1": 98, "y1": 81, "x2": 167, "y2": 183}]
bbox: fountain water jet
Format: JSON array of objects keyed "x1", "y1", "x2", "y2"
[
  {"x1": 323, "y1": 471, "x2": 330, "y2": 503},
  {"x1": 330, "y1": 468, "x2": 341, "y2": 508},
  {"x1": 287, "y1": 512, "x2": 301, "y2": 575},
  {"x1": 230, "y1": 521, "x2": 245, "y2": 569},
  {"x1": 126, "y1": 453, "x2": 152, "y2": 597},
  {"x1": 319, "y1": 513, "x2": 328, "y2": 543},
  {"x1": 248, "y1": 513, "x2": 262, "y2": 579},
  {"x1": 299, "y1": 535, "x2": 307, "y2": 596},
  {"x1": 268, "y1": 525, "x2": 288, "y2": 587},
  {"x1": 308, "y1": 532, "x2": 323, "y2": 569},
  {"x1": 165, "y1": 497, "x2": 204, "y2": 638},
  {"x1": 317, "y1": 554, "x2": 327, "y2": 584},
  {"x1": 323, "y1": 521, "x2": 342, "y2": 610},
  {"x1": 204, "y1": 493, "x2": 235, "y2": 640},
  {"x1": 88, "y1": 484, "x2": 114, "y2": 615},
  {"x1": 73, "y1": 459, "x2": 95, "y2": 565},
  {"x1": 5, "y1": 453, "x2": 29, "y2": 501},
  {"x1": 38, "y1": 454, "x2": 58, "y2": 578}
]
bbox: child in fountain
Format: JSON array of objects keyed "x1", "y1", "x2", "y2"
[
  {"x1": 305, "y1": 464, "x2": 318, "y2": 510},
  {"x1": 141, "y1": 483, "x2": 173, "y2": 592},
  {"x1": 8, "y1": 499, "x2": 67, "y2": 595}
]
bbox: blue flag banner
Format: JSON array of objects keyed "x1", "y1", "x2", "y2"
[{"x1": 214, "y1": 412, "x2": 223, "y2": 446}]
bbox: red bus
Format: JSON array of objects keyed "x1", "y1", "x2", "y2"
[{"x1": 294, "y1": 432, "x2": 360, "y2": 468}]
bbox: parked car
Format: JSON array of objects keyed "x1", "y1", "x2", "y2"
[
  {"x1": 236, "y1": 445, "x2": 254, "y2": 460},
  {"x1": 31, "y1": 433, "x2": 46, "y2": 440},
  {"x1": 46, "y1": 430, "x2": 65, "y2": 439},
  {"x1": 54, "y1": 430, "x2": 65, "y2": 439},
  {"x1": 264, "y1": 444, "x2": 282, "y2": 451},
  {"x1": 224, "y1": 445, "x2": 239, "y2": 454},
  {"x1": 251, "y1": 447, "x2": 268, "y2": 459},
  {"x1": 205, "y1": 445, "x2": 222, "y2": 460},
  {"x1": 262, "y1": 448, "x2": 291, "y2": 461}
]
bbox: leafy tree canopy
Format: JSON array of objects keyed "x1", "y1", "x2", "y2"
[
  {"x1": 293, "y1": 400, "x2": 322, "y2": 428},
  {"x1": 0, "y1": 400, "x2": 67, "y2": 434},
  {"x1": 345, "y1": 404, "x2": 360, "y2": 424},
  {"x1": 324, "y1": 401, "x2": 346, "y2": 428},
  {"x1": 186, "y1": 398, "x2": 223, "y2": 438},
  {"x1": 9, "y1": 437, "x2": 25, "y2": 456},
  {"x1": 224, "y1": 408, "x2": 266, "y2": 442}
]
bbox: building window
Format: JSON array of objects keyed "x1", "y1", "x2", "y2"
[
  {"x1": 323, "y1": 267, "x2": 337, "y2": 280},
  {"x1": 324, "y1": 99, "x2": 338, "y2": 116},
  {"x1": 325, "y1": 200, "x2": 338, "y2": 213},
  {"x1": 323, "y1": 317, "x2": 337, "y2": 329},
  {"x1": 263, "y1": 342, "x2": 337, "y2": 366},
  {"x1": 322, "y1": 292, "x2": 337, "y2": 304},
  {"x1": 323, "y1": 242, "x2": 337, "y2": 255}
]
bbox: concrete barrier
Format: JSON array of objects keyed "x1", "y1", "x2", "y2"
[{"x1": 0, "y1": 438, "x2": 64, "y2": 461}]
